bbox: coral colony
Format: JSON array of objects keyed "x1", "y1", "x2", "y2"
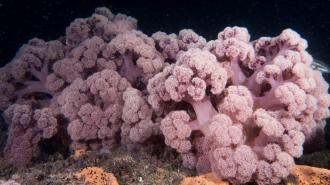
[{"x1": 1, "y1": 7, "x2": 329, "y2": 184}]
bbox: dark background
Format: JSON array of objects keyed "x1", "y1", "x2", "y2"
[{"x1": 1, "y1": 0, "x2": 330, "y2": 66}]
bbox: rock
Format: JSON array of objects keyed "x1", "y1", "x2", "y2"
[
  {"x1": 180, "y1": 165, "x2": 330, "y2": 185},
  {"x1": 180, "y1": 173, "x2": 229, "y2": 185},
  {"x1": 296, "y1": 150, "x2": 330, "y2": 169},
  {"x1": 0, "y1": 180, "x2": 20, "y2": 185},
  {"x1": 74, "y1": 166, "x2": 119, "y2": 185},
  {"x1": 72, "y1": 149, "x2": 86, "y2": 159},
  {"x1": 325, "y1": 120, "x2": 330, "y2": 149},
  {"x1": 0, "y1": 112, "x2": 8, "y2": 152},
  {"x1": 285, "y1": 165, "x2": 330, "y2": 185}
]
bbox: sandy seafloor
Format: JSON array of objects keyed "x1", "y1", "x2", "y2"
[{"x1": 0, "y1": 126, "x2": 329, "y2": 185}]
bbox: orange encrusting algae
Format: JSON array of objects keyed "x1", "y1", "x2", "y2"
[
  {"x1": 181, "y1": 165, "x2": 330, "y2": 185},
  {"x1": 180, "y1": 173, "x2": 229, "y2": 185},
  {"x1": 285, "y1": 165, "x2": 330, "y2": 185},
  {"x1": 75, "y1": 167, "x2": 119, "y2": 185}
]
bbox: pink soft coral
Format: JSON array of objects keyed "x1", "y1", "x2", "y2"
[
  {"x1": 66, "y1": 7, "x2": 137, "y2": 49},
  {"x1": 148, "y1": 27, "x2": 330, "y2": 184},
  {"x1": 0, "y1": 38, "x2": 64, "y2": 110},
  {"x1": 152, "y1": 29, "x2": 207, "y2": 61},
  {"x1": 3, "y1": 104, "x2": 57, "y2": 166},
  {"x1": 121, "y1": 87, "x2": 159, "y2": 149},
  {"x1": 58, "y1": 69, "x2": 130, "y2": 151},
  {"x1": 1, "y1": 7, "x2": 330, "y2": 185},
  {"x1": 102, "y1": 30, "x2": 165, "y2": 88}
]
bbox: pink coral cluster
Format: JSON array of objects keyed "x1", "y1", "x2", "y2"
[
  {"x1": 151, "y1": 27, "x2": 330, "y2": 184},
  {"x1": 0, "y1": 7, "x2": 329, "y2": 185},
  {"x1": 3, "y1": 104, "x2": 57, "y2": 165}
]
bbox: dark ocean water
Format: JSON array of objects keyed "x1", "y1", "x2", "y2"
[
  {"x1": 0, "y1": 0, "x2": 330, "y2": 146},
  {"x1": 1, "y1": 0, "x2": 330, "y2": 65}
]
